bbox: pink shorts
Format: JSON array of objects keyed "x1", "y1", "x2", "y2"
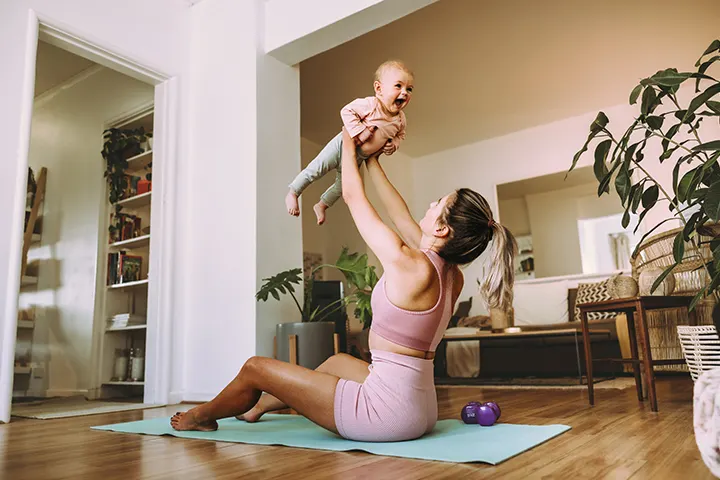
[{"x1": 333, "y1": 349, "x2": 437, "y2": 442}]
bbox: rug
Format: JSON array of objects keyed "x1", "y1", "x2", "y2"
[
  {"x1": 12, "y1": 396, "x2": 164, "y2": 419},
  {"x1": 92, "y1": 414, "x2": 571, "y2": 464}
]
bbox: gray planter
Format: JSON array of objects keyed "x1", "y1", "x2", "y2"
[{"x1": 275, "y1": 321, "x2": 336, "y2": 370}]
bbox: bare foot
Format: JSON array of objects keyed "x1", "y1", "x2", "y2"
[
  {"x1": 170, "y1": 410, "x2": 218, "y2": 432},
  {"x1": 235, "y1": 405, "x2": 264, "y2": 423},
  {"x1": 285, "y1": 190, "x2": 300, "y2": 216},
  {"x1": 313, "y1": 202, "x2": 328, "y2": 225}
]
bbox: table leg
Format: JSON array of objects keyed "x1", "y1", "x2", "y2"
[
  {"x1": 635, "y1": 301, "x2": 658, "y2": 412},
  {"x1": 580, "y1": 309, "x2": 594, "y2": 406},
  {"x1": 624, "y1": 311, "x2": 644, "y2": 402},
  {"x1": 573, "y1": 330, "x2": 583, "y2": 385}
]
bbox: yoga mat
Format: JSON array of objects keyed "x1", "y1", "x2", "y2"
[{"x1": 92, "y1": 414, "x2": 570, "y2": 464}]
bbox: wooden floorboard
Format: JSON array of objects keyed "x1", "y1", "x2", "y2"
[{"x1": 0, "y1": 377, "x2": 710, "y2": 479}]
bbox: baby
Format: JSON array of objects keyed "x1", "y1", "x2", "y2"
[{"x1": 285, "y1": 60, "x2": 414, "y2": 225}]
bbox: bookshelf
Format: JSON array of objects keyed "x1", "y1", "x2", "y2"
[{"x1": 94, "y1": 107, "x2": 154, "y2": 399}]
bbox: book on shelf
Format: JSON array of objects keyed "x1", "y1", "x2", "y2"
[
  {"x1": 107, "y1": 252, "x2": 143, "y2": 285},
  {"x1": 109, "y1": 212, "x2": 143, "y2": 243},
  {"x1": 107, "y1": 313, "x2": 146, "y2": 328}
]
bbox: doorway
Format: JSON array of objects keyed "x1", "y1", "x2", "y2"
[{"x1": 1, "y1": 19, "x2": 177, "y2": 423}]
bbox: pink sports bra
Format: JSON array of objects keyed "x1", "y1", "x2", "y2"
[{"x1": 370, "y1": 249, "x2": 455, "y2": 352}]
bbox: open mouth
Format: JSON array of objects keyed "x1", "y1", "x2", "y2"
[{"x1": 394, "y1": 98, "x2": 406, "y2": 107}]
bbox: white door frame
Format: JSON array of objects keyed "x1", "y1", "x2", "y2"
[{"x1": 0, "y1": 10, "x2": 178, "y2": 422}]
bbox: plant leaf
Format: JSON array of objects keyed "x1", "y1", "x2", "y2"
[
  {"x1": 651, "y1": 263, "x2": 678, "y2": 294},
  {"x1": 631, "y1": 183, "x2": 643, "y2": 213},
  {"x1": 641, "y1": 87, "x2": 658, "y2": 115},
  {"x1": 622, "y1": 209, "x2": 631, "y2": 229},
  {"x1": 708, "y1": 101, "x2": 720, "y2": 115},
  {"x1": 646, "y1": 116, "x2": 664, "y2": 130},
  {"x1": 701, "y1": 39, "x2": 720, "y2": 59},
  {"x1": 569, "y1": 112, "x2": 609, "y2": 175},
  {"x1": 685, "y1": 83, "x2": 720, "y2": 121},
  {"x1": 673, "y1": 231, "x2": 685, "y2": 263},
  {"x1": 593, "y1": 139, "x2": 612, "y2": 182},
  {"x1": 693, "y1": 140, "x2": 720, "y2": 151},
  {"x1": 641, "y1": 184, "x2": 659, "y2": 209},
  {"x1": 678, "y1": 168, "x2": 698, "y2": 203},
  {"x1": 704, "y1": 180, "x2": 720, "y2": 221},
  {"x1": 650, "y1": 68, "x2": 691, "y2": 87},
  {"x1": 689, "y1": 287, "x2": 708, "y2": 311},
  {"x1": 629, "y1": 85, "x2": 643, "y2": 105},
  {"x1": 615, "y1": 167, "x2": 632, "y2": 204}
]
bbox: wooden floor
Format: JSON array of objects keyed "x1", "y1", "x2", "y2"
[{"x1": 0, "y1": 377, "x2": 710, "y2": 479}]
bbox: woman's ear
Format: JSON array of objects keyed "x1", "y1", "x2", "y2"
[{"x1": 434, "y1": 222, "x2": 450, "y2": 239}]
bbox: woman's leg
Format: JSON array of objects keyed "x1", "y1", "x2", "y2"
[
  {"x1": 170, "y1": 355, "x2": 364, "y2": 434},
  {"x1": 239, "y1": 353, "x2": 370, "y2": 422}
]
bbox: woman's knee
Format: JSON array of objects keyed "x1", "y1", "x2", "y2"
[{"x1": 241, "y1": 355, "x2": 266, "y2": 375}]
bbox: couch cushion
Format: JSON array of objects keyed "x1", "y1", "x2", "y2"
[
  {"x1": 513, "y1": 280, "x2": 569, "y2": 326},
  {"x1": 574, "y1": 279, "x2": 616, "y2": 322}
]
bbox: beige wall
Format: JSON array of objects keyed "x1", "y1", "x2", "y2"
[
  {"x1": 498, "y1": 198, "x2": 531, "y2": 237},
  {"x1": 526, "y1": 183, "x2": 623, "y2": 278}
]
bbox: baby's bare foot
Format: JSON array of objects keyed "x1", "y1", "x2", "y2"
[
  {"x1": 170, "y1": 410, "x2": 218, "y2": 431},
  {"x1": 285, "y1": 190, "x2": 300, "y2": 216},
  {"x1": 313, "y1": 202, "x2": 327, "y2": 225}
]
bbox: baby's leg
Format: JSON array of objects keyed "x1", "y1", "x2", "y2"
[{"x1": 286, "y1": 133, "x2": 342, "y2": 216}]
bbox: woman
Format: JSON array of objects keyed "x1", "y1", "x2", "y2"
[{"x1": 171, "y1": 129, "x2": 517, "y2": 441}]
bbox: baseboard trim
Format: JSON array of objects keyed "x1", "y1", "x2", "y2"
[
  {"x1": 46, "y1": 389, "x2": 88, "y2": 397},
  {"x1": 175, "y1": 391, "x2": 214, "y2": 403}
]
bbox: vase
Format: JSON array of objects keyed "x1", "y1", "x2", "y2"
[{"x1": 275, "y1": 322, "x2": 336, "y2": 369}]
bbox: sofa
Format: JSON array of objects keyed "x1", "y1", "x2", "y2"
[{"x1": 437, "y1": 274, "x2": 626, "y2": 379}]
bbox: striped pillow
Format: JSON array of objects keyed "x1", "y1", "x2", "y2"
[{"x1": 574, "y1": 279, "x2": 616, "y2": 323}]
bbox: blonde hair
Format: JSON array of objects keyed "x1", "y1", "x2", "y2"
[
  {"x1": 374, "y1": 60, "x2": 414, "y2": 82},
  {"x1": 438, "y1": 189, "x2": 517, "y2": 312}
]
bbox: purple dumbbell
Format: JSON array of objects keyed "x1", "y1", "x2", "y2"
[
  {"x1": 476, "y1": 404, "x2": 497, "y2": 426},
  {"x1": 461, "y1": 401, "x2": 500, "y2": 426},
  {"x1": 484, "y1": 401, "x2": 501, "y2": 420},
  {"x1": 461, "y1": 403, "x2": 480, "y2": 424}
]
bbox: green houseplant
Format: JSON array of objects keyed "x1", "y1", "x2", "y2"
[
  {"x1": 256, "y1": 247, "x2": 379, "y2": 329},
  {"x1": 568, "y1": 39, "x2": 720, "y2": 310},
  {"x1": 256, "y1": 247, "x2": 378, "y2": 368},
  {"x1": 101, "y1": 127, "x2": 152, "y2": 210}
]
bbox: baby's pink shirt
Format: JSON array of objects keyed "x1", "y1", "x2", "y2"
[{"x1": 340, "y1": 96, "x2": 407, "y2": 150}]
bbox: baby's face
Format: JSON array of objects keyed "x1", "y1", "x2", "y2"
[{"x1": 374, "y1": 67, "x2": 414, "y2": 114}]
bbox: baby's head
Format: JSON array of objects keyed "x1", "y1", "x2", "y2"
[{"x1": 373, "y1": 60, "x2": 414, "y2": 114}]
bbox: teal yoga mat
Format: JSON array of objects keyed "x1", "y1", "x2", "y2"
[{"x1": 92, "y1": 414, "x2": 570, "y2": 464}]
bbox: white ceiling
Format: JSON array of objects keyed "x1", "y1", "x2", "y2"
[
  {"x1": 497, "y1": 166, "x2": 596, "y2": 201},
  {"x1": 300, "y1": 0, "x2": 720, "y2": 158},
  {"x1": 34, "y1": 41, "x2": 95, "y2": 98}
]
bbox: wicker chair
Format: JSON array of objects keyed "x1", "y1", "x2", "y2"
[{"x1": 631, "y1": 226, "x2": 716, "y2": 372}]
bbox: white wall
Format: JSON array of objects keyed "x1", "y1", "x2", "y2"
[
  {"x1": 412, "y1": 103, "x2": 639, "y2": 301},
  {"x1": 256, "y1": 46, "x2": 303, "y2": 358},
  {"x1": 0, "y1": 0, "x2": 188, "y2": 421},
  {"x1": 19, "y1": 67, "x2": 154, "y2": 397}
]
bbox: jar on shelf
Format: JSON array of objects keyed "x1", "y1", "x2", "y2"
[
  {"x1": 129, "y1": 347, "x2": 145, "y2": 382},
  {"x1": 112, "y1": 348, "x2": 129, "y2": 381}
]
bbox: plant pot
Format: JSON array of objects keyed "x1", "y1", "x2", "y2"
[{"x1": 275, "y1": 321, "x2": 335, "y2": 370}]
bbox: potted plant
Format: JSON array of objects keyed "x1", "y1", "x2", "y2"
[
  {"x1": 568, "y1": 39, "x2": 720, "y2": 312},
  {"x1": 256, "y1": 247, "x2": 378, "y2": 368},
  {"x1": 101, "y1": 127, "x2": 152, "y2": 210}
]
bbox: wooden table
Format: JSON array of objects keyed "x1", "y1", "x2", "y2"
[
  {"x1": 440, "y1": 328, "x2": 612, "y2": 384},
  {"x1": 577, "y1": 296, "x2": 694, "y2": 412}
]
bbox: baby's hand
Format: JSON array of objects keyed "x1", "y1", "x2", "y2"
[
  {"x1": 354, "y1": 126, "x2": 377, "y2": 146},
  {"x1": 382, "y1": 139, "x2": 398, "y2": 156}
]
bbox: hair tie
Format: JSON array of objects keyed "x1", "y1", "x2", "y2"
[{"x1": 488, "y1": 219, "x2": 496, "y2": 228}]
